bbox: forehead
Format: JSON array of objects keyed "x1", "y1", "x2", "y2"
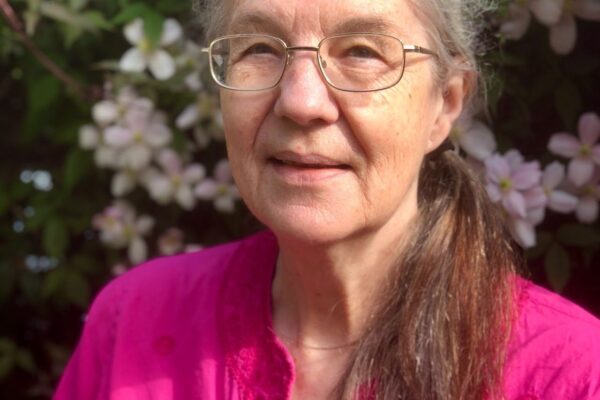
[{"x1": 225, "y1": 0, "x2": 425, "y2": 40}]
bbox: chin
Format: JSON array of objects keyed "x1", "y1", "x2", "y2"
[{"x1": 253, "y1": 202, "x2": 359, "y2": 246}]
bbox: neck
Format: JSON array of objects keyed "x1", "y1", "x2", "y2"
[{"x1": 271, "y1": 223, "x2": 411, "y2": 349}]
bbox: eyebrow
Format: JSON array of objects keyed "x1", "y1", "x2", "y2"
[{"x1": 228, "y1": 11, "x2": 403, "y2": 37}]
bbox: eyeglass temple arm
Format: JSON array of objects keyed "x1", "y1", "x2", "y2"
[{"x1": 403, "y1": 44, "x2": 437, "y2": 57}]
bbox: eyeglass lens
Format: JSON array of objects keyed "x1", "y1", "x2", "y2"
[{"x1": 209, "y1": 34, "x2": 406, "y2": 91}]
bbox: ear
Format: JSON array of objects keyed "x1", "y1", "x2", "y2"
[{"x1": 426, "y1": 70, "x2": 471, "y2": 153}]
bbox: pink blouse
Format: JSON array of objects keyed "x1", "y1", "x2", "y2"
[{"x1": 55, "y1": 231, "x2": 600, "y2": 399}]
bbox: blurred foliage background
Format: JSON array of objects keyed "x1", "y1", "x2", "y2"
[{"x1": 1, "y1": 0, "x2": 599, "y2": 398}]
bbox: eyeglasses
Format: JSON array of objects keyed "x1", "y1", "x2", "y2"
[{"x1": 201, "y1": 33, "x2": 437, "y2": 92}]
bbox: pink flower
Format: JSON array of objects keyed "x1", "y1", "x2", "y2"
[
  {"x1": 542, "y1": 161, "x2": 578, "y2": 213},
  {"x1": 194, "y1": 159, "x2": 240, "y2": 213},
  {"x1": 548, "y1": 112, "x2": 600, "y2": 187},
  {"x1": 485, "y1": 150, "x2": 546, "y2": 248},
  {"x1": 450, "y1": 114, "x2": 497, "y2": 161},
  {"x1": 569, "y1": 174, "x2": 600, "y2": 223},
  {"x1": 142, "y1": 149, "x2": 205, "y2": 210}
]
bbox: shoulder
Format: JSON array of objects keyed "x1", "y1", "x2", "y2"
[
  {"x1": 504, "y1": 278, "x2": 600, "y2": 399},
  {"x1": 92, "y1": 230, "x2": 277, "y2": 315}
]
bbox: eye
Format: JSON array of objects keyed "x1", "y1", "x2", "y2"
[
  {"x1": 243, "y1": 42, "x2": 279, "y2": 56},
  {"x1": 345, "y1": 45, "x2": 380, "y2": 59}
]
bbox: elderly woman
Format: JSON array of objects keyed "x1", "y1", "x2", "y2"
[{"x1": 55, "y1": 0, "x2": 600, "y2": 399}]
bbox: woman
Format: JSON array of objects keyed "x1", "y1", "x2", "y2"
[{"x1": 56, "y1": 0, "x2": 600, "y2": 399}]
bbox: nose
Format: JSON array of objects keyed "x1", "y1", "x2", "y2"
[{"x1": 273, "y1": 51, "x2": 339, "y2": 126}]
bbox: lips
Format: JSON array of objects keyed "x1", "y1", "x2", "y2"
[{"x1": 269, "y1": 151, "x2": 350, "y2": 169}]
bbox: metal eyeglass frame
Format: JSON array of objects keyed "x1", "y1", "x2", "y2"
[{"x1": 201, "y1": 33, "x2": 438, "y2": 93}]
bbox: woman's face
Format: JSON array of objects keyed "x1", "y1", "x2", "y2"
[{"x1": 220, "y1": 0, "x2": 465, "y2": 243}]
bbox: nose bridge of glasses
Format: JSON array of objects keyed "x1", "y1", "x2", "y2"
[{"x1": 285, "y1": 45, "x2": 320, "y2": 65}]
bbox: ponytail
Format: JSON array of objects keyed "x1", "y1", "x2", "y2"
[{"x1": 338, "y1": 148, "x2": 521, "y2": 400}]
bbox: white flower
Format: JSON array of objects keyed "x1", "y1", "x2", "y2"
[
  {"x1": 195, "y1": 159, "x2": 240, "y2": 213},
  {"x1": 142, "y1": 148, "x2": 205, "y2": 210},
  {"x1": 103, "y1": 107, "x2": 172, "y2": 171},
  {"x1": 119, "y1": 18, "x2": 182, "y2": 80},
  {"x1": 92, "y1": 201, "x2": 154, "y2": 264},
  {"x1": 79, "y1": 125, "x2": 100, "y2": 149},
  {"x1": 158, "y1": 228, "x2": 184, "y2": 256},
  {"x1": 450, "y1": 114, "x2": 497, "y2": 161}
]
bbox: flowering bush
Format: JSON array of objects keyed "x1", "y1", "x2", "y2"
[{"x1": 0, "y1": 0, "x2": 599, "y2": 396}]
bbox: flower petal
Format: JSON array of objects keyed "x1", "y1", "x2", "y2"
[
  {"x1": 214, "y1": 159, "x2": 232, "y2": 183},
  {"x1": 510, "y1": 218, "x2": 537, "y2": 248},
  {"x1": 573, "y1": 0, "x2": 600, "y2": 21},
  {"x1": 145, "y1": 123, "x2": 172, "y2": 148},
  {"x1": 568, "y1": 157, "x2": 594, "y2": 186},
  {"x1": 79, "y1": 125, "x2": 99, "y2": 149},
  {"x1": 548, "y1": 190, "x2": 578, "y2": 213},
  {"x1": 527, "y1": 206, "x2": 545, "y2": 226},
  {"x1": 458, "y1": 120, "x2": 497, "y2": 161},
  {"x1": 123, "y1": 144, "x2": 152, "y2": 171},
  {"x1": 549, "y1": 13, "x2": 577, "y2": 55},
  {"x1": 104, "y1": 126, "x2": 134, "y2": 147},
  {"x1": 500, "y1": 3, "x2": 532, "y2": 40},
  {"x1": 195, "y1": 179, "x2": 218, "y2": 199},
  {"x1": 92, "y1": 100, "x2": 119, "y2": 125},
  {"x1": 523, "y1": 186, "x2": 547, "y2": 209},
  {"x1": 503, "y1": 190, "x2": 527, "y2": 218},
  {"x1": 160, "y1": 18, "x2": 182, "y2": 46},
  {"x1": 148, "y1": 49, "x2": 175, "y2": 80},
  {"x1": 123, "y1": 18, "x2": 144, "y2": 45},
  {"x1": 512, "y1": 162, "x2": 542, "y2": 190},
  {"x1": 176, "y1": 104, "x2": 200, "y2": 130},
  {"x1": 215, "y1": 195, "x2": 235, "y2": 213},
  {"x1": 183, "y1": 164, "x2": 206, "y2": 183},
  {"x1": 111, "y1": 171, "x2": 136, "y2": 197},
  {"x1": 578, "y1": 112, "x2": 600, "y2": 144},
  {"x1": 548, "y1": 133, "x2": 581, "y2": 157},
  {"x1": 486, "y1": 183, "x2": 502, "y2": 203},
  {"x1": 484, "y1": 154, "x2": 510, "y2": 183},
  {"x1": 529, "y1": 0, "x2": 563, "y2": 25},
  {"x1": 542, "y1": 161, "x2": 566, "y2": 189},
  {"x1": 128, "y1": 236, "x2": 147, "y2": 265},
  {"x1": 576, "y1": 196, "x2": 599, "y2": 223},
  {"x1": 175, "y1": 185, "x2": 196, "y2": 210},
  {"x1": 119, "y1": 48, "x2": 147, "y2": 72}
]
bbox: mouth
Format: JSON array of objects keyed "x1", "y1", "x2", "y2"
[
  {"x1": 269, "y1": 152, "x2": 351, "y2": 170},
  {"x1": 268, "y1": 152, "x2": 351, "y2": 183}
]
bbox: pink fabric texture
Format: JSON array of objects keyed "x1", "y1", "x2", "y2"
[{"x1": 55, "y1": 231, "x2": 600, "y2": 399}]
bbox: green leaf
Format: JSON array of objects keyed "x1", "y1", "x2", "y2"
[
  {"x1": 554, "y1": 80, "x2": 582, "y2": 130},
  {"x1": 43, "y1": 218, "x2": 69, "y2": 258},
  {"x1": 0, "y1": 182, "x2": 9, "y2": 216},
  {"x1": 83, "y1": 10, "x2": 113, "y2": 30},
  {"x1": 15, "y1": 349, "x2": 36, "y2": 373},
  {"x1": 556, "y1": 223, "x2": 600, "y2": 247},
  {"x1": 64, "y1": 149, "x2": 92, "y2": 192},
  {"x1": 24, "y1": 74, "x2": 61, "y2": 141},
  {"x1": 0, "y1": 338, "x2": 16, "y2": 380},
  {"x1": 544, "y1": 243, "x2": 571, "y2": 293},
  {"x1": 69, "y1": 0, "x2": 90, "y2": 12},
  {"x1": 41, "y1": 267, "x2": 67, "y2": 299},
  {"x1": 111, "y1": 3, "x2": 151, "y2": 25},
  {"x1": 64, "y1": 270, "x2": 90, "y2": 308},
  {"x1": 142, "y1": 11, "x2": 164, "y2": 48},
  {"x1": 525, "y1": 231, "x2": 552, "y2": 259},
  {"x1": 39, "y1": 1, "x2": 98, "y2": 33}
]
